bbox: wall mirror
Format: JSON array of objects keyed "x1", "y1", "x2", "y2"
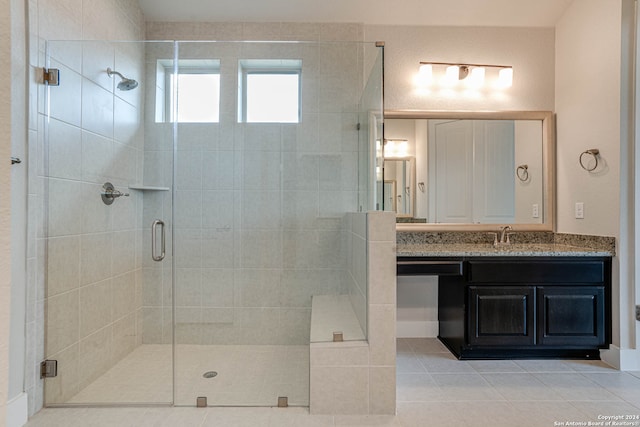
[{"x1": 384, "y1": 110, "x2": 555, "y2": 231}]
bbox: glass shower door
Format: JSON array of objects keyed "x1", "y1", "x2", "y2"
[{"x1": 42, "y1": 40, "x2": 174, "y2": 405}]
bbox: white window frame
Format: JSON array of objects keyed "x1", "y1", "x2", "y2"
[
  {"x1": 238, "y1": 59, "x2": 302, "y2": 123},
  {"x1": 156, "y1": 59, "x2": 221, "y2": 123}
]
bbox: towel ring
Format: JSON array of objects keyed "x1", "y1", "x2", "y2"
[
  {"x1": 579, "y1": 149, "x2": 599, "y2": 172},
  {"x1": 516, "y1": 164, "x2": 529, "y2": 182}
]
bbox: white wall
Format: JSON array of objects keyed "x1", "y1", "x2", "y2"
[
  {"x1": 555, "y1": 1, "x2": 621, "y2": 237},
  {"x1": 8, "y1": 0, "x2": 28, "y2": 424},
  {"x1": 555, "y1": 0, "x2": 639, "y2": 370},
  {"x1": 1, "y1": 0, "x2": 13, "y2": 424},
  {"x1": 365, "y1": 25, "x2": 555, "y2": 112},
  {"x1": 514, "y1": 121, "x2": 544, "y2": 223}
]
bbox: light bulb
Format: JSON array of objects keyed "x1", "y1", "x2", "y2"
[
  {"x1": 498, "y1": 68, "x2": 513, "y2": 88},
  {"x1": 416, "y1": 64, "x2": 433, "y2": 87},
  {"x1": 443, "y1": 65, "x2": 459, "y2": 86},
  {"x1": 466, "y1": 67, "x2": 485, "y2": 88}
]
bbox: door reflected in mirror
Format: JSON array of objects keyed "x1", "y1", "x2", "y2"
[{"x1": 381, "y1": 157, "x2": 416, "y2": 219}]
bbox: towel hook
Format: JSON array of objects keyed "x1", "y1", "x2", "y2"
[
  {"x1": 516, "y1": 164, "x2": 528, "y2": 182},
  {"x1": 579, "y1": 149, "x2": 599, "y2": 172}
]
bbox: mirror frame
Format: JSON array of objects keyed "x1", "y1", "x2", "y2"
[{"x1": 384, "y1": 110, "x2": 555, "y2": 232}]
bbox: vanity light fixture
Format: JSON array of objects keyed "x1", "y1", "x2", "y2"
[
  {"x1": 418, "y1": 61, "x2": 513, "y2": 88},
  {"x1": 384, "y1": 139, "x2": 409, "y2": 158}
]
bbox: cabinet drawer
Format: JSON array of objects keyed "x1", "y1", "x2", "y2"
[
  {"x1": 468, "y1": 260, "x2": 605, "y2": 283},
  {"x1": 397, "y1": 258, "x2": 463, "y2": 276}
]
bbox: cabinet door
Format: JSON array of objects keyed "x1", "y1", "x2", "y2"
[
  {"x1": 468, "y1": 286, "x2": 535, "y2": 346},
  {"x1": 537, "y1": 286, "x2": 606, "y2": 347}
]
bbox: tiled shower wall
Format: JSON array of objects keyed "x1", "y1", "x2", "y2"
[
  {"x1": 26, "y1": 0, "x2": 145, "y2": 413},
  {"x1": 140, "y1": 25, "x2": 375, "y2": 346}
]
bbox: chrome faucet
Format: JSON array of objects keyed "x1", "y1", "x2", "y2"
[{"x1": 498, "y1": 225, "x2": 513, "y2": 245}]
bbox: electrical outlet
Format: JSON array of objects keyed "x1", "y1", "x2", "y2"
[
  {"x1": 532, "y1": 204, "x2": 539, "y2": 218},
  {"x1": 575, "y1": 202, "x2": 584, "y2": 219},
  {"x1": 636, "y1": 305, "x2": 640, "y2": 321}
]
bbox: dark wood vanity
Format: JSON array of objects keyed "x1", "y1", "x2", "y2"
[{"x1": 398, "y1": 253, "x2": 612, "y2": 360}]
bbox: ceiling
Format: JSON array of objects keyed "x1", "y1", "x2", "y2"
[{"x1": 137, "y1": 0, "x2": 574, "y2": 27}]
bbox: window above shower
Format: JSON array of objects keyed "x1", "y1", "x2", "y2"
[
  {"x1": 156, "y1": 59, "x2": 221, "y2": 123},
  {"x1": 238, "y1": 59, "x2": 302, "y2": 123}
]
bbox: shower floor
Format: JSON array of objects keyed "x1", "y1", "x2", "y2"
[{"x1": 67, "y1": 344, "x2": 309, "y2": 406}]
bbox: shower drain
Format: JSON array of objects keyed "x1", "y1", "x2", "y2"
[{"x1": 203, "y1": 371, "x2": 218, "y2": 379}]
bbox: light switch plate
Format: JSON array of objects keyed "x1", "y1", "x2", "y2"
[
  {"x1": 532, "y1": 204, "x2": 539, "y2": 218},
  {"x1": 575, "y1": 202, "x2": 584, "y2": 219}
]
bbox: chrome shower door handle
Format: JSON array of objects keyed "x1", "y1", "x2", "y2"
[{"x1": 151, "y1": 219, "x2": 166, "y2": 261}]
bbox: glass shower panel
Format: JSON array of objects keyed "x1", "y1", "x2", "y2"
[
  {"x1": 171, "y1": 40, "x2": 381, "y2": 407},
  {"x1": 42, "y1": 40, "x2": 174, "y2": 405},
  {"x1": 359, "y1": 46, "x2": 384, "y2": 212}
]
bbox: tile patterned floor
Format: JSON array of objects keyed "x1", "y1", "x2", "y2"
[{"x1": 27, "y1": 339, "x2": 640, "y2": 427}]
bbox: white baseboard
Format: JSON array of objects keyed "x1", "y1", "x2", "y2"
[
  {"x1": 397, "y1": 321, "x2": 438, "y2": 338},
  {"x1": 6, "y1": 392, "x2": 28, "y2": 427},
  {"x1": 601, "y1": 345, "x2": 640, "y2": 371}
]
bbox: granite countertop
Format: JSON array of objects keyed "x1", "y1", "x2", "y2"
[{"x1": 396, "y1": 243, "x2": 614, "y2": 257}]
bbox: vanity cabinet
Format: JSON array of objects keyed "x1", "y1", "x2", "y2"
[{"x1": 400, "y1": 256, "x2": 612, "y2": 359}]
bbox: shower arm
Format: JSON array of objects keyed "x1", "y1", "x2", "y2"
[{"x1": 107, "y1": 68, "x2": 125, "y2": 80}]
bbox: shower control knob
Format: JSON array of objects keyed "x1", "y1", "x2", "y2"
[{"x1": 101, "y1": 182, "x2": 130, "y2": 205}]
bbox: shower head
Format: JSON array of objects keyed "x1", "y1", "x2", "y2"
[{"x1": 107, "y1": 67, "x2": 139, "y2": 91}]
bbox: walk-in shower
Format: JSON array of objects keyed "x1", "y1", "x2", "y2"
[{"x1": 41, "y1": 39, "x2": 383, "y2": 408}]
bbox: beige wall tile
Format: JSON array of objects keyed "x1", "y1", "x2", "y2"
[
  {"x1": 78, "y1": 327, "x2": 113, "y2": 390},
  {"x1": 46, "y1": 290, "x2": 79, "y2": 356},
  {"x1": 112, "y1": 271, "x2": 136, "y2": 320},
  {"x1": 367, "y1": 211, "x2": 396, "y2": 242},
  {"x1": 80, "y1": 233, "x2": 113, "y2": 286},
  {"x1": 368, "y1": 304, "x2": 396, "y2": 367},
  {"x1": 79, "y1": 279, "x2": 112, "y2": 338},
  {"x1": 46, "y1": 118, "x2": 82, "y2": 181},
  {"x1": 310, "y1": 366, "x2": 369, "y2": 414},
  {"x1": 112, "y1": 231, "x2": 136, "y2": 276},
  {"x1": 310, "y1": 342, "x2": 369, "y2": 367},
  {"x1": 111, "y1": 313, "x2": 136, "y2": 364},
  {"x1": 368, "y1": 241, "x2": 397, "y2": 305},
  {"x1": 46, "y1": 236, "x2": 80, "y2": 297},
  {"x1": 38, "y1": 0, "x2": 83, "y2": 46},
  {"x1": 81, "y1": 78, "x2": 114, "y2": 139},
  {"x1": 369, "y1": 366, "x2": 396, "y2": 415},
  {"x1": 141, "y1": 307, "x2": 163, "y2": 344},
  {"x1": 47, "y1": 179, "x2": 83, "y2": 238}
]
